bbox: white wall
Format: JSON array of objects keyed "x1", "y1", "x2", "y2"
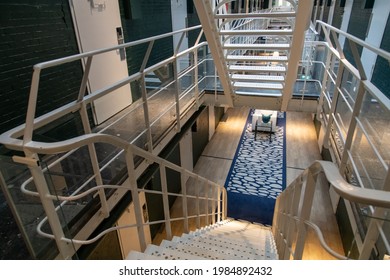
[{"x1": 361, "y1": 0, "x2": 390, "y2": 80}]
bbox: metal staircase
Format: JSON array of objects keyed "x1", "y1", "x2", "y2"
[
  {"x1": 127, "y1": 219, "x2": 278, "y2": 260},
  {"x1": 193, "y1": 0, "x2": 313, "y2": 110}
]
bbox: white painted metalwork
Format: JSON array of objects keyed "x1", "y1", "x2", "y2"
[
  {"x1": 1, "y1": 1, "x2": 390, "y2": 260},
  {"x1": 273, "y1": 160, "x2": 390, "y2": 260}
]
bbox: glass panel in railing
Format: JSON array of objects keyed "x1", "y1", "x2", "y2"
[
  {"x1": 330, "y1": 55, "x2": 339, "y2": 81},
  {"x1": 179, "y1": 87, "x2": 196, "y2": 115},
  {"x1": 93, "y1": 143, "x2": 126, "y2": 183},
  {"x1": 147, "y1": 79, "x2": 176, "y2": 125},
  {"x1": 358, "y1": 90, "x2": 390, "y2": 167},
  {"x1": 35, "y1": 62, "x2": 83, "y2": 119},
  {"x1": 178, "y1": 68, "x2": 195, "y2": 96},
  {"x1": 145, "y1": 63, "x2": 174, "y2": 96},
  {"x1": 0, "y1": 155, "x2": 58, "y2": 259},
  {"x1": 353, "y1": 203, "x2": 390, "y2": 260},
  {"x1": 33, "y1": 112, "x2": 86, "y2": 142},
  {"x1": 330, "y1": 122, "x2": 344, "y2": 161},
  {"x1": 197, "y1": 45, "x2": 207, "y2": 62},
  {"x1": 348, "y1": 125, "x2": 387, "y2": 190},
  {"x1": 96, "y1": 81, "x2": 148, "y2": 150},
  {"x1": 150, "y1": 104, "x2": 177, "y2": 145},
  {"x1": 334, "y1": 91, "x2": 353, "y2": 140},
  {"x1": 177, "y1": 52, "x2": 192, "y2": 74},
  {"x1": 324, "y1": 77, "x2": 336, "y2": 103},
  {"x1": 197, "y1": 60, "x2": 207, "y2": 92},
  {"x1": 340, "y1": 70, "x2": 357, "y2": 108}
]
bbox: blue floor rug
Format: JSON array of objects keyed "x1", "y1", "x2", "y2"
[{"x1": 225, "y1": 110, "x2": 287, "y2": 225}]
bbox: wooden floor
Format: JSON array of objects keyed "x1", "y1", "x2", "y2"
[{"x1": 153, "y1": 107, "x2": 345, "y2": 260}]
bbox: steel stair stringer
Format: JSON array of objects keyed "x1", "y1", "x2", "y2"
[{"x1": 193, "y1": 0, "x2": 234, "y2": 107}]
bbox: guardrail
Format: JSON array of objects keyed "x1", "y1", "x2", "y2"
[{"x1": 273, "y1": 160, "x2": 390, "y2": 260}]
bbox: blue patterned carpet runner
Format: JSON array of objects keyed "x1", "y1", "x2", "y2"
[{"x1": 225, "y1": 110, "x2": 287, "y2": 225}]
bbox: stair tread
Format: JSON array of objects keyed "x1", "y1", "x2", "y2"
[
  {"x1": 235, "y1": 91, "x2": 283, "y2": 97},
  {"x1": 226, "y1": 55, "x2": 288, "y2": 61},
  {"x1": 181, "y1": 232, "x2": 276, "y2": 252},
  {"x1": 144, "y1": 244, "x2": 206, "y2": 260},
  {"x1": 164, "y1": 237, "x2": 277, "y2": 260},
  {"x1": 234, "y1": 82, "x2": 284, "y2": 90},
  {"x1": 195, "y1": 227, "x2": 273, "y2": 241},
  {"x1": 215, "y1": 12, "x2": 296, "y2": 19},
  {"x1": 160, "y1": 240, "x2": 242, "y2": 260},
  {"x1": 229, "y1": 65, "x2": 286, "y2": 72},
  {"x1": 224, "y1": 43, "x2": 290, "y2": 50},
  {"x1": 220, "y1": 29, "x2": 293, "y2": 36},
  {"x1": 231, "y1": 74, "x2": 285, "y2": 82},
  {"x1": 126, "y1": 251, "x2": 164, "y2": 260},
  {"x1": 200, "y1": 231, "x2": 277, "y2": 249}
]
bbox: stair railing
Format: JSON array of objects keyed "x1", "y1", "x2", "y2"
[
  {"x1": 0, "y1": 24, "x2": 227, "y2": 259},
  {"x1": 13, "y1": 133, "x2": 227, "y2": 259},
  {"x1": 272, "y1": 160, "x2": 390, "y2": 260}
]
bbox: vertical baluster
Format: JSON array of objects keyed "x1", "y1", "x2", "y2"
[
  {"x1": 196, "y1": 179, "x2": 201, "y2": 228},
  {"x1": 159, "y1": 163, "x2": 172, "y2": 240},
  {"x1": 294, "y1": 170, "x2": 318, "y2": 259},
  {"x1": 211, "y1": 184, "x2": 216, "y2": 224},
  {"x1": 217, "y1": 188, "x2": 221, "y2": 222},
  {"x1": 125, "y1": 147, "x2": 146, "y2": 251},
  {"x1": 204, "y1": 181, "x2": 209, "y2": 226},
  {"x1": 181, "y1": 172, "x2": 189, "y2": 233}
]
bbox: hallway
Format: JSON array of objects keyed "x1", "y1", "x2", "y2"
[{"x1": 153, "y1": 106, "x2": 345, "y2": 259}]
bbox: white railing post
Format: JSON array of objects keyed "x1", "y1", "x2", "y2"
[
  {"x1": 173, "y1": 55, "x2": 182, "y2": 132},
  {"x1": 284, "y1": 176, "x2": 304, "y2": 260},
  {"x1": 205, "y1": 181, "x2": 210, "y2": 225},
  {"x1": 294, "y1": 170, "x2": 318, "y2": 259},
  {"x1": 211, "y1": 184, "x2": 216, "y2": 224},
  {"x1": 159, "y1": 163, "x2": 172, "y2": 240},
  {"x1": 217, "y1": 187, "x2": 221, "y2": 222},
  {"x1": 140, "y1": 41, "x2": 155, "y2": 152},
  {"x1": 181, "y1": 172, "x2": 189, "y2": 233},
  {"x1": 196, "y1": 181, "x2": 201, "y2": 228},
  {"x1": 79, "y1": 103, "x2": 109, "y2": 218},
  {"x1": 125, "y1": 147, "x2": 147, "y2": 252}
]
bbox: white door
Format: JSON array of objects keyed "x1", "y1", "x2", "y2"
[{"x1": 70, "y1": 0, "x2": 132, "y2": 125}]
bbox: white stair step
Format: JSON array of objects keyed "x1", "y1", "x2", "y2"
[
  {"x1": 201, "y1": 231, "x2": 277, "y2": 252},
  {"x1": 160, "y1": 240, "x2": 232, "y2": 260},
  {"x1": 144, "y1": 244, "x2": 207, "y2": 260},
  {"x1": 200, "y1": 229, "x2": 277, "y2": 249},
  {"x1": 214, "y1": 12, "x2": 296, "y2": 19},
  {"x1": 194, "y1": 222, "x2": 275, "y2": 240},
  {"x1": 219, "y1": 29, "x2": 293, "y2": 36},
  {"x1": 126, "y1": 251, "x2": 164, "y2": 260},
  {"x1": 168, "y1": 235, "x2": 277, "y2": 260},
  {"x1": 224, "y1": 43, "x2": 290, "y2": 50},
  {"x1": 189, "y1": 222, "x2": 275, "y2": 241},
  {"x1": 226, "y1": 55, "x2": 288, "y2": 62},
  {"x1": 234, "y1": 82, "x2": 283, "y2": 90},
  {"x1": 231, "y1": 74, "x2": 285, "y2": 82},
  {"x1": 229, "y1": 65, "x2": 286, "y2": 72},
  {"x1": 235, "y1": 91, "x2": 283, "y2": 97},
  {"x1": 181, "y1": 231, "x2": 276, "y2": 253}
]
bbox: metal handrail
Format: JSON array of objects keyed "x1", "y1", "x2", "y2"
[
  {"x1": 0, "y1": 25, "x2": 204, "y2": 151},
  {"x1": 16, "y1": 132, "x2": 227, "y2": 253},
  {"x1": 273, "y1": 160, "x2": 390, "y2": 260}
]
